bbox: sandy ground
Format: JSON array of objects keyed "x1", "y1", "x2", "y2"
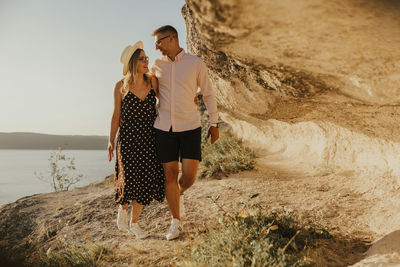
[{"x1": 2, "y1": 157, "x2": 396, "y2": 266}]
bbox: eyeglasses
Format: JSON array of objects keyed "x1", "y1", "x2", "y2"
[
  {"x1": 138, "y1": 56, "x2": 149, "y2": 62},
  {"x1": 155, "y1": 35, "x2": 170, "y2": 46}
]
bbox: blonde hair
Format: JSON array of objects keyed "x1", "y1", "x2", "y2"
[
  {"x1": 121, "y1": 48, "x2": 149, "y2": 96},
  {"x1": 152, "y1": 25, "x2": 178, "y2": 39}
]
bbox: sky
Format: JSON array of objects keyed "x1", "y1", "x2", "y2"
[{"x1": 0, "y1": 0, "x2": 187, "y2": 136}]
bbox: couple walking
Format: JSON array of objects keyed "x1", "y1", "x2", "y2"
[{"x1": 108, "y1": 25, "x2": 219, "y2": 240}]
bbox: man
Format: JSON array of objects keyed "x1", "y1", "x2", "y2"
[{"x1": 151, "y1": 25, "x2": 219, "y2": 240}]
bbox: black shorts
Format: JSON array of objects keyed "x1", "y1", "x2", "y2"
[{"x1": 154, "y1": 127, "x2": 202, "y2": 163}]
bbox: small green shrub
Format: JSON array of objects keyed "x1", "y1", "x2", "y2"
[
  {"x1": 178, "y1": 210, "x2": 331, "y2": 267},
  {"x1": 199, "y1": 94, "x2": 255, "y2": 178},
  {"x1": 199, "y1": 114, "x2": 255, "y2": 178},
  {"x1": 200, "y1": 129, "x2": 255, "y2": 178},
  {"x1": 35, "y1": 145, "x2": 83, "y2": 192}
]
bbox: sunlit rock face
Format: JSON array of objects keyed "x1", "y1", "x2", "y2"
[
  {"x1": 183, "y1": 2, "x2": 400, "y2": 264},
  {"x1": 182, "y1": 0, "x2": 400, "y2": 176},
  {"x1": 183, "y1": 0, "x2": 400, "y2": 109}
]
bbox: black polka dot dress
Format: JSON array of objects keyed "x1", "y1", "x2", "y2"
[{"x1": 114, "y1": 89, "x2": 165, "y2": 205}]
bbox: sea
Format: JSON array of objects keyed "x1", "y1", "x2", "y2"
[{"x1": 0, "y1": 149, "x2": 115, "y2": 206}]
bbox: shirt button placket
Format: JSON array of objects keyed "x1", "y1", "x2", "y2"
[{"x1": 171, "y1": 61, "x2": 175, "y2": 131}]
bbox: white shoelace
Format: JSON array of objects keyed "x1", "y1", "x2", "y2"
[{"x1": 169, "y1": 221, "x2": 182, "y2": 233}]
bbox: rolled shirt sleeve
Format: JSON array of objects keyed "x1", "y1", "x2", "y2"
[{"x1": 198, "y1": 60, "x2": 219, "y2": 124}]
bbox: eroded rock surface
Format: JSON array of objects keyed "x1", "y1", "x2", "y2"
[
  {"x1": 183, "y1": 0, "x2": 400, "y2": 106},
  {"x1": 183, "y1": 0, "x2": 400, "y2": 265},
  {"x1": 182, "y1": 0, "x2": 400, "y2": 175},
  {"x1": 182, "y1": 0, "x2": 400, "y2": 186}
]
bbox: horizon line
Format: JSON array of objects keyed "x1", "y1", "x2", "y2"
[{"x1": 0, "y1": 131, "x2": 108, "y2": 137}]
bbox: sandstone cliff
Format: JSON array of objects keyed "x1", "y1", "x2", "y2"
[{"x1": 183, "y1": 0, "x2": 400, "y2": 265}]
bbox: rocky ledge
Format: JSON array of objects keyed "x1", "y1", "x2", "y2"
[{"x1": 182, "y1": 0, "x2": 400, "y2": 265}]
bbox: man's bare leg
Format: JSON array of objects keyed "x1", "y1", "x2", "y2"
[
  {"x1": 179, "y1": 158, "x2": 200, "y2": 194},
  {"x1": 163, "y1": 159, "x2": 199, "y2": 240},
  {"x1": 163, "y1": 161, "x2": 180, "y2": 220}
]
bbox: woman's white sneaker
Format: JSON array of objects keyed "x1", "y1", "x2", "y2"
[
  {"x1": 117, "y1": 206, "x2": 129, "y2": 231},
  {"x1": 166, "y1": 218, "x2": 182, "y2": 241},
  {"x1": 129, "y1": 222, "x2": 148, "y2": 239}
]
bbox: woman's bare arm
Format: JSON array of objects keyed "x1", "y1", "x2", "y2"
[{"x1": 108, "y1": 81, "x2": 123, "y2": 161}]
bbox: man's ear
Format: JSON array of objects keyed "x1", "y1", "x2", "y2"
[{"x1": 172, "y1": 34, "x2": 178, "y2": 42}]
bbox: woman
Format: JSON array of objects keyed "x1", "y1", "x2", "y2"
[{"x1": 108, "y1": 41, "x2": 165, "y2": 239}]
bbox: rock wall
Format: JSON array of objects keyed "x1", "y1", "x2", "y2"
[
  {"x1": 183, "y1": 1, "x2": 400, "y2": 264},
  {"x1": 183, "y1": 0, "x2": 400, "y2": 107},
  {"x1": 182, "y1": 0, "x2": 332, "y2": 116},
  {"x1": 182, "y1": 0, "x2": 400, "y2": 177}
]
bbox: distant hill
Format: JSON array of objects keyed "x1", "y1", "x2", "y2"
[{"x1": 0, "y1": 132, "x2": 108, "y2": 150}]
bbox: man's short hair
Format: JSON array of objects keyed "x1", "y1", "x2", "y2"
[{"x1": 152, "y1": 25, "x2": 178, "y2": 39}]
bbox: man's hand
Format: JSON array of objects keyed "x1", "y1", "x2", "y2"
[{"x1": 207, "y1": 126, "x2": 219, "y2": 144}]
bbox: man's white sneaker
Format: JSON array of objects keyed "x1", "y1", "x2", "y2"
[
  {"x1": 116, "y1": 206, "x2": 129, "y2": 231},
  {"x1": 129, "y1": 222, "x2": 148, "y2": 239},
  {"x1": 180, "y1": 195, "x2": 185, "y2": 218},
  {"x1": 166, "y1": 218, "x2": 182, "y2": 241}
]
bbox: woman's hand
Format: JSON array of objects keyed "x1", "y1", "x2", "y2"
[{"x1": 108, "y1": 141, "x2": 115, "y2": 162}]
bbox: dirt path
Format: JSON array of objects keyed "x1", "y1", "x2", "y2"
[{"x1": 1, "y1": 158, "x2": 379, "y2": 266}]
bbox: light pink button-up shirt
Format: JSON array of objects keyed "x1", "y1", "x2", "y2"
[{"x1": 151, "y1": 49, "x2": 218, "y2": 132}]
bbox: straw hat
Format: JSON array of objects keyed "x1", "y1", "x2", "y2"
[{"x1": 120, "y1": 41, "x2": 144, "y2": 75}]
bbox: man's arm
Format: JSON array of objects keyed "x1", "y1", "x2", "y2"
[
  {"x1": 151, "y1": 75, "x2": 159, "y2": 98},
  {"x1": 150, "y1": 62, "x2": 160, "y2": 97},
  {"x1": 197, "y1": 59, "x2": 219, "y2": 144}
]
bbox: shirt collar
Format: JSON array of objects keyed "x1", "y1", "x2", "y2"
[{"x1": 163, "y1": 48, "x2": 185, "y2": 62}]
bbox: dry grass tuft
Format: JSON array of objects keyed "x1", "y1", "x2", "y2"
[
  {"x1": 199, "y1": 97, "x2": 255, "y2": 179},
  {"x1": 178, "y1": 207, "x2": 331, "y2": 267},
  {"x1": 200, "y1": 127, "x2": 255, "y2": 179},
  {"x1": 29, "y1": 243, "x2": 121, "y2": 267}
]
